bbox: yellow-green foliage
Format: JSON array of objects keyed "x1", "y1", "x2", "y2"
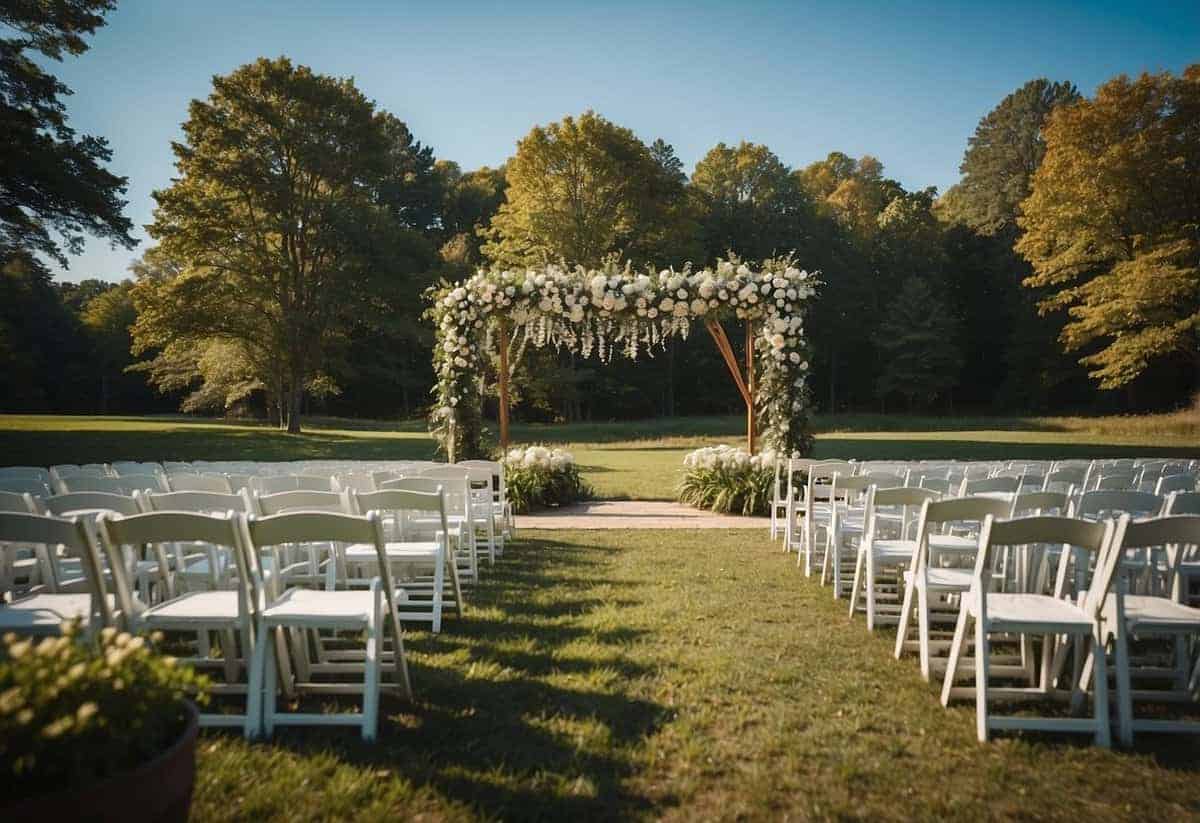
[{"x1": 0, "y1": 626, "x2": 208, "y2": 800}]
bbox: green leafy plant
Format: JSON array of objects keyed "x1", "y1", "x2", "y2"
[
  {"x1": 677, "y1": 445, "x2": 775, "y2": 516},
  {"x1": 0, "y1": 625, "x2": 209, "y2": 802},
  {"x1": 503, "y1": 446, "x2": 592, "y2": 513}
]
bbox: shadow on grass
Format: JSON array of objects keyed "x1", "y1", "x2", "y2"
[
  {"x1": 0, "y1": 425, "x2": 439, "y2": 465},
  {"x1": 250, "y1": 537, "x2": 667, "y2": 819}
]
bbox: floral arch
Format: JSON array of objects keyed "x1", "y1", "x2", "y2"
[{"x1": 427, "y1": 257, "x2": 818, "y2": 461}]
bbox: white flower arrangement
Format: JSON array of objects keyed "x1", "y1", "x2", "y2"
[
  {"x1": 426, "y1": 256, "x2": 817, "y2": 460},
  {"x1": 501, "y1": 445, "x2": 589, "y2": 512},
  {"x1": 678, "y1": 445, "x2": 778, "y2": 516}
]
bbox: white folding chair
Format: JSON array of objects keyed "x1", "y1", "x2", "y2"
[
  {"x1": 96, "y1": 510, "x2": 261, "y2": 733},
  {"x1": 0, "y1": 511, "x2": 114, "y2": 637},
  {"x1": 1100, "y1": 514, "x2": 1200, "y2": 744},
  {"x1": 349, "y1": 488, "x2": 464, "y2": 633},
  {"x1": 941, "y1": 515, "x2": 1114, "y2": 745},
  {"x1": 137, "y1": 490, "x2": 250, "y2": 591},
  {"x1": 848, "y1": 486, "x2": 941, "y2": 630},
  {"x1": 894, "y1": 496, "x2": 1013, "y2": 680},
  {"x1": 242, "y1": 510, "x2": 413, "y2": 741}
]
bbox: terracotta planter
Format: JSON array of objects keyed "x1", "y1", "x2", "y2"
[{"x1": 3, "y1": 701, "x2": 199, "y2": 823}]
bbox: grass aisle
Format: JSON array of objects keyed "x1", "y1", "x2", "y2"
[{"x1": 193, "y1": 530, "x2": 1198, "y2": 821}]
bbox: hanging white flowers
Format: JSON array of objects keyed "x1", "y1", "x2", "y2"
[{"x1": 426, "y1": 256, "x2": 818, "y2": 460}]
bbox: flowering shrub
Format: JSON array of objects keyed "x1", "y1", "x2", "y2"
[
  {"x1": 0, "y1": 625, "x2": 208, "y2": 801},
  {"x1": 678, "y1": 445, "x2": 777, "y2": 516},
  {"x1": 427, "y1": 256, "x2": 817, "y2": 460},
  {"x1": 503, "y1": 446, "x2": 592, "y2": 513}
]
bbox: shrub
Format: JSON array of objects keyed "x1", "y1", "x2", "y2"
[
  {"x1": 678, "y1": 445, "x2": 776, "y2": 516},
  {"x1": 0, "y1": 625, "x2": 208, "y2": 801},
  {"x1": 503, "y1": 446, "x2": 592, "y2": 513}
]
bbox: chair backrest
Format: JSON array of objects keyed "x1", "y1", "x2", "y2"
[
  {"x1": 975, "y1": 515, "x2": 1112, "y2": 613},
  {"x1": 110, "y1": 461, "x2": 163, "y2": 477},
  {"x1": 960, "y1": 476, "x2": 1020, "y2": 497},
  {"x1": 831, "y1": 473, "x2": 873, "y2": 504},
  {"x1": 0, "y1": 511, "x2": 111, "y2": 627},
  {"x1": 1095, "y1": 472, "x2": 1138, "y2": 491},
  {"x1": 166, "y1": 472, "x2": 233, "y2": 494},
  {"x1": 0, "y1": 466, "x2": 50, "y2": 481},
  {"x1": 252, "y1": 474, "x2": 335, "y2": 494},
  {"x1": 867, "y1": 486, "x2": 940, "y2": 540},
  {"x1": 379, "y1": 476, "x2": 470, "y2": 518},
  {"x1": 859, "y1": 471, "x2": 905, "y2": 488},
  {"x1": 1155, "y1": 473, "x2": 1197, "y2": 496},
  {"x1": 60, "y1": 473, "x2": 164, "y2": 494},
  {"x1": 0, "y1": 491, "x2": 35, "y2": 513},
  {"x1": 1076, "y1": 490, "x2": 1163, "y2": 521},
  {"x1": 333, "y1": 471, "x2": 377, "y2": 493},
  {"x1": 42, "y1": 491, "x2": 141, "y2": 518},
  {"x1": 96, "y1": 510, "x2": 251, "y2": 625},
  {"x1": 241, "y1": 511, "x2": 400, "y2": 614},
  {"x1": 138, "y1": 490, "x2": 248, "y2": 514},
  {"x1": 917, "y1": 476, "x2": 953, "y2": 495},
  {"x1": 1043, "y1": 466, "x2": 1086, "y2": 490},
  {"x1": 1010, "y1": 490, "x2": 1070, "y2": 517},
  {"x1": 354, "y1": 488, "x2": 449, "y2": 543},
  {"x1": 1101, "y1": 514, "x2": 1200, "y2": 605},
  {"x1": 249, "y1": 489, "x2": 352, "y2": 516},
  {"x1": 0, "y1": 475, "x2": 49, "y2": 496},
  {"x1": 1166, "y1": 491, "x2": 1200, "y2": 515}
]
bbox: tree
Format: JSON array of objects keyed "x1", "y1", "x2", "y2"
[
  {"x1": 874, "y1": 276, "x2": 963, "y2": 410},
  {"x1": 140, "y1": 57, "x2": 434, "y2": 432},
  {"x1": 690, "y1": 141, "x2": 810, "y2": 262},
  {"x1": 940, "y1": 79, "x2": 1080, "y2": 237},
  {"x1": 79, "y1": 280, "x2": 136, "y2": 412},
  {"x1": 481, "y1": 111, "x2": 681, "y2": 267},
  {"x1": 1, "y1": 0, "x2": 135, "y2": 267},
  {"x1": 1016, "y1": 66, "x2": 1200, "y2": 391},
  {"x1": 437, "y1": 161, "x2": 506, "y2": 267}
]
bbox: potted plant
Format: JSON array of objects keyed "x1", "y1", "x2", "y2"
[{"x1": 0, "y1": 625, "x2": 209, "y2": 822}]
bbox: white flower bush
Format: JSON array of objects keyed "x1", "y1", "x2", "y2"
[
  {"x1": 427, "y1": 256, "x2": 817, "y2": 460},
  {"x1": 679, "y1": 445, "x2": 777, "y2": 516},
  {"x1": 502, "y1": 445, "x2": 591, "y2": 513}
]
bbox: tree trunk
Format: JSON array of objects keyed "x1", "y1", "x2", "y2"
[{"x1": 286, "y1": 364, "x2": 303, "y2": 434}]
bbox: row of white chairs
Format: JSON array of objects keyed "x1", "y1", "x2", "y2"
[
  {"x1": 774, "y1": 456, "x2": 1200, "y2": 746},
  {"x1": 0, "y1": 498, "x2": 459, "y2": 739}
]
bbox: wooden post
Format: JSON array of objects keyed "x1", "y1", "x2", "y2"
[
  {"x1": 497, "y1": 320, "x2": 510, "y2": 451},
  {"x1": 745, "y1": 320, "x2": 755, "y2": 455}
]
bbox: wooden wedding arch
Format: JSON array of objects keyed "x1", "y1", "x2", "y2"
[{"x1": 427, "y1": 258, "x2": 817, "y2": 462}]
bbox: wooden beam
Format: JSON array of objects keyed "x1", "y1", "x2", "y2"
[
  {"x1": 497, "y1": 319, "x2": 510, "y2": 450},
  {"x1": 745, "y1": 320, "x2": 755, "y2": 455},
  {"x1": 704, "y1": 319, "x2": 752, "y2": 408}
]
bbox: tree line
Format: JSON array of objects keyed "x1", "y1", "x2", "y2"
[{"x1": 2, "y1": 2, "x2": 1197, "y2": 430}]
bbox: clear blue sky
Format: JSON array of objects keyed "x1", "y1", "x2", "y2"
[{"x1": 46, "y1": 0, "x2": 1197, "y2": 281}]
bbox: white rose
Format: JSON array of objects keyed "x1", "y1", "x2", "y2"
[{"x1": 770, "y1": 334, "x2": 785, "y2": 350}]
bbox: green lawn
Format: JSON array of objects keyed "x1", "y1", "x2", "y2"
[
  {"x1": 191, "y1": 530, "x2": 1199, "y2": 821},
  {"x1": 2, "y1": 412, "x2": 1197, "y2": 501}
]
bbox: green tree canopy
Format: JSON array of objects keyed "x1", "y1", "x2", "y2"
[
  {"x1": 940, "y1": 79, "x2": 1080, "y2": 237},
  {"x1": 1016, "y1": 66, "x2": 1200, "y2": 389},
  {"x1": 1, "y1": 0, "x2": 134, "y2": 267},
  {"x1": 874, "y1": 276, "x2": 964, "y2": 410},
  {"x1": 482, "y1": 111, "x2": 687, "y2": 267},
  {"x1": 139, "y1": 57, "x2": 435, "y2": 431}
]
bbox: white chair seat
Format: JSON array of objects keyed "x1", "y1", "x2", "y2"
[
  {"x1": 904, "y1": 567, "x2": 972, "y2": 590},
  {"x1": 261, "y1": 588, "x2": 407, "y2": 628},
  {"x1": 1119, "y1": 595, "x2": 1200, "y2": 630},
  {"x1": 142, "y1": 590, "x2": 240, "y2": 624},
  {"x1": 871, "y1": 539, "x2": 916, "y2": 560},
  {"x1": 0, "y1": 592, "x2": 114, "y2": 631},
  {"x1": 964, "y1": 591, "x2": 1092, "y2": 630},
  {"x1": 345, "y1": 541, "x2": 440, "y2": 562}
]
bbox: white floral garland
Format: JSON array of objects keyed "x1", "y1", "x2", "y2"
[{"x1": 427, "y1": 256, "x2": 818, "y2": 459}]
